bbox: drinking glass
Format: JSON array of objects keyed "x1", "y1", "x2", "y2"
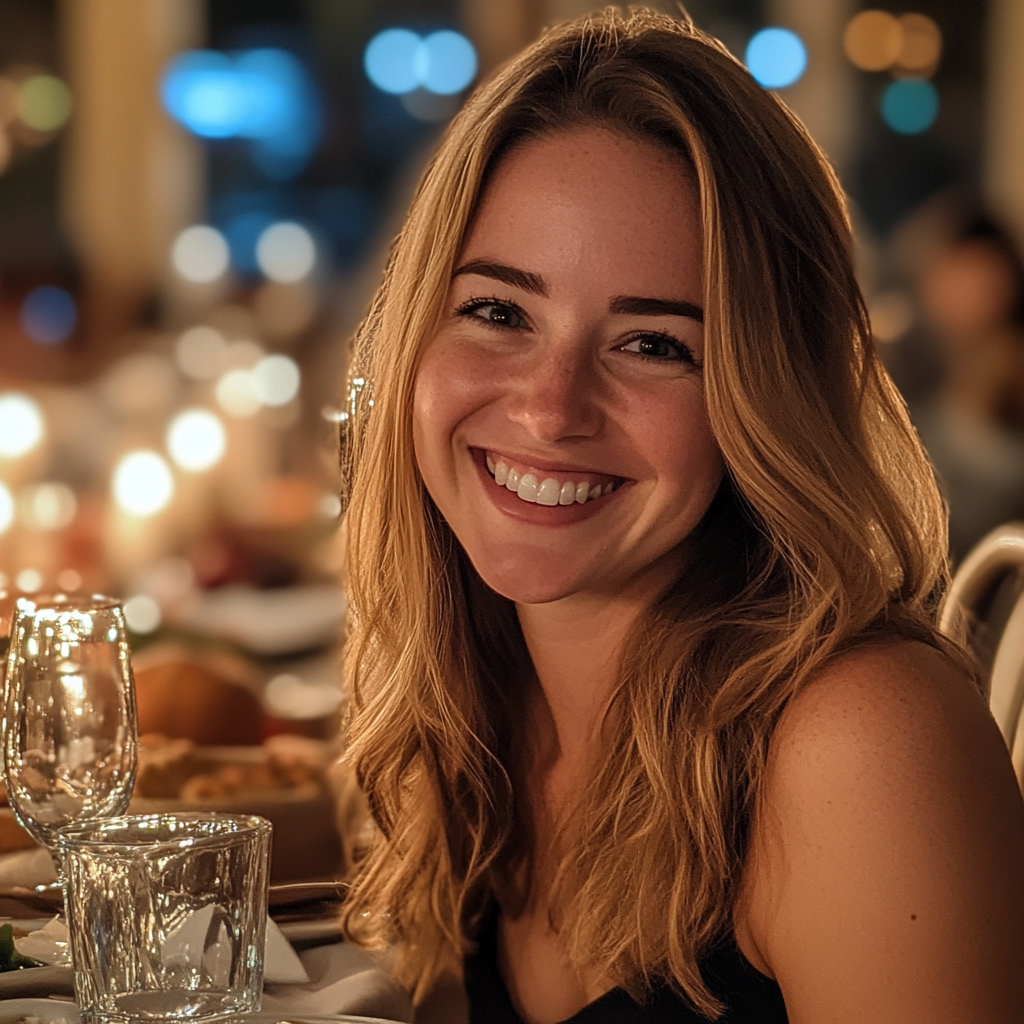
[
  {"x1": 2, "y1": 594, "x2": 138, "y2": 865},
  {"x1": 59, "y1": 813, "x2": 271, "y2": 1024}
]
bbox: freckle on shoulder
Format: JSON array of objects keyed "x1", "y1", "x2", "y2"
[{"x1": 768, "y1": 637, "x2": 989, "y2": 779}]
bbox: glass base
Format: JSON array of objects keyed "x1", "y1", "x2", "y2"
[{"x1": 82, "y1": 988, "x2": 257, "y2": 1024}]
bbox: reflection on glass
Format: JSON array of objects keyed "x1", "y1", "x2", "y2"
[{"x1": 2, "y1": 594, "x2": 138, "y2": 859}]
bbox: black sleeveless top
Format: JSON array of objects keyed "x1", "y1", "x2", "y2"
[{"x1": 464, "y1": 911, "x2": 788, "y2": 1024}]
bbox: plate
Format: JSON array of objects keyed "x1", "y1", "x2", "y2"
[
  {"x1": 0, "y1": 961, "x2": 74, "y2": 997},
  {"x1": 0, "y1": 998, "x2": 79, "y2": 1024}
]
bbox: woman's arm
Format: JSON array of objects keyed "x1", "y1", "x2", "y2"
[{"x1": 742, "y1": 640, "x2": 1024, "y2": 1024}]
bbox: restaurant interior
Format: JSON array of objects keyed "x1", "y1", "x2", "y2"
[{"x1": 0, "y1": 0, "x2": 1023, "y2": 994}]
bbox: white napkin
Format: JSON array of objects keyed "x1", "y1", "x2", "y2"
[
  {"x1": 261, "y1": 941, "x2": 414, "y2": 1022},
  {"x1": 14, "y1": 916, "x2": 71, "y2": 966},
  {"x1": 262, "y1": 917, "x2": 308, "y2": 984},
  {"x1": 14, "y1": 912, "x2": 310, "y2": 988}
]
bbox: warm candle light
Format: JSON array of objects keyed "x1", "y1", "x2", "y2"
[{"x1": 112, "y1": 451, "x2": 175, "y2": 517}]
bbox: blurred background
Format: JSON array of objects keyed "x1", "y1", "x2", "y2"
[{"x1": 0, "y1": 0, "x2": 1022, "y2": 871}]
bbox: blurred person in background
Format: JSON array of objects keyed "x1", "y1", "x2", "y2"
[
  {"x1": 337, "y1": 9, "x2": 1024, "y2": 1024},
  {"x1": 913, "y1": 215, "x2": 1024, "y2": 562}
]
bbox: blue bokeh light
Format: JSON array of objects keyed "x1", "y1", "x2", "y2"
[
  {"x1": 364, "y1": 28, "x2": 476, "y2": 96},
  {"x1": 745, "y1": 27, "x2": 807, "y2": 89},
  {"x1": 161, "y1": 49, "x2": 322, "y2": 179},
  {"x1": 21, "y1": 286, "x2": 77, "y2": 345},
  {"x1": 421, "y1": 31, "x2": 477, "y2": 95},
  {"x1": 364, "y1": 29, "x2": 423, "y2": 95},
  {"x1": 162, "y1": 51, "x2": 248, "y2": 138},
  {"x1": 881, "y1": 79, "x2": 939, "y2": 135}
]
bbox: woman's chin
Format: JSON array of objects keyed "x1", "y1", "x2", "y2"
[{"x1": 470, "y1": 557, "x2": 590, "y2": 607}]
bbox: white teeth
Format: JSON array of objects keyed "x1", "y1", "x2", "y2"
[
  {"x1": 487, "y1": 454, "x2": 619, "y2": 506},
  {"x1": 537, "y1": 478, "x2": 561, "y2": 505},
  {"x1": 517, "y1": 473, "x2": 539, "y2": 502}
]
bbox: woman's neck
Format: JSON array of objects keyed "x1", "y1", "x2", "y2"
[{"x1": 514, "y1": 588, "x2": 650, "y2": 813}]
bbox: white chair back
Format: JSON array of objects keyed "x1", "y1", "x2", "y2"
[{"x1": 940, "y1": 523, "x2": 1024, "y2": 785}]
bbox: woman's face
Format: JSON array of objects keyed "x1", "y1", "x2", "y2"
[{"x1": 413, "y1": 127, "x2": 724, "y2": 606}]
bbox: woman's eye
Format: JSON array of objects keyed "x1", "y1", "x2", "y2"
[
  {"x1": 457, "y1": 299, "x2": 527, "y2": 330},
  {"x1": 621, "y1": 332, "x2": 695, "y2": 364}
]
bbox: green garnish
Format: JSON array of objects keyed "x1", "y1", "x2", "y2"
[{"x1": 0, "y1": 923, "x2": 45, "y2": 971}]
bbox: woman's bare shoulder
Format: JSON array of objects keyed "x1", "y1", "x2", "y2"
[
  {"x1": 743, "y1": 638, "x2": 1024, "y2": 1024},
  {"x1": 771, "y1": 638, "x2": 988, "y2": 767}
]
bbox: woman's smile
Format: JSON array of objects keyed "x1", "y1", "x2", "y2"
[
  {"x1": 412, "y1": 126, "x2": 725, "y2": 605},
  {"x1": 470, "y1": 446, "x2": 628, "y2": 527},
  {"x1": 483, "y1": 450, "x2": 623, "y2": 506}
]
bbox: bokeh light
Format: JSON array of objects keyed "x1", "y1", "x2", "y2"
[
  {"x1": 844, "y1": 11, "x2": 942, "y2": 77},
  {"x1": 162, "y1": 50, "x2": 253, "y2": 138},
  {"x1": 0, "y1": 392, "x2": 44, "y2": 458},
  {"x1": 15, "y1": 568, "x2": 42, "y2": 593},
  {"x1": 895, "y1": 14, "x2": 942, "y2": 75},
  {"x1": 0, "y1": 482, "x2": 13, "y2": 535},
  {"x1": 255, "y1": 222, "x2": 316, "y2": 283},
  {"x1": 161, "y1": 49, "x2": 322, "y2": 180},
  {"x1": 112, "y1": 451, "x2": 175, "y2": 517},
  {"x1": 215, "y1": 369, "x2": 261, "y2": 417},
  {"x1": 364, "y1": 28, "x2": 476, "y2": 96},
  {"x1": 745, "y1": 28, "x2": 807, "y2": 89},
  {"x1": 20, "y1": 286, "x2": 77, "y2": 344},
  {"x1": 364, "y1": 29, "x2": 422, "y2": 95},
  {"x1": 167, "y1": 408, "x2": 226, "y2": 471},
  {"x1": 124, "y1": 594, "x2": 162, "y2": 634},
  {"x1": 175, "y1": 325, "x2": 228, "y2": 380},
  {"x1": 16, "y1": 74, "x2": 72, "y2": 132},
  {"x1": 56, "y1": 568, "x2": 82, "y2": 592},
  {"x1": 844, "y1": 10, "x2": 902, "y2": 72},
  {"x1": 20, "y1": 482, "x2": 77, "y2": 530},
  {"x1": 162, "y1": 49, "x2": 303, "y2": 138},
  {"x1": 882, "y1": 78, "x2": 939, "y2": 134},
  {"x1": 264, "y1": 672, "x2": 343, "y2": 719},
  {"x1": 319, "y1": 493, "x2": 342, "y2": 519},
  {"x1": 420, "y1": 32, "x2": 478, "y2": 95},
  {"x1": 869, "y1": 290, "x2": 915, "y2": 344},
  {"x1": 171, "y1": 225, "x2": 230, "y2": 283},
  {"x1": 253, "y1": 354, "x2": 301, "y2": 407}
]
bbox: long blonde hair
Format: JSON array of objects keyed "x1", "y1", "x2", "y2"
[{"x1": 340, "y1": 7, "x2": 958, "y2": 1015}]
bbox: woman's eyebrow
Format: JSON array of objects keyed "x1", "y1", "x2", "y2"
[
  {"x1": 609, "y1": 296, "x2": 704, "y2": 322},
  {"x1": 452, "y1": 259, "x2": 547, "y2": 296}
]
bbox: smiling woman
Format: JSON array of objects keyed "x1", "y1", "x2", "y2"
[
  {"x1": 337, "y1": 8, "x2": 1024, "y2": 1024},
  {"x1": 412, "y1": 128, "x2": 722, "y2": 608}
]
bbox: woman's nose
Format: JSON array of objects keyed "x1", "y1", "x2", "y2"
[{"x1": 506, "y1": 344, "x2": 602, "y2": 442}]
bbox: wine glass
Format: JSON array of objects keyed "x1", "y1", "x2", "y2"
[{"x1": 2, "y1": 594, "x2": 138, "y2": 871}]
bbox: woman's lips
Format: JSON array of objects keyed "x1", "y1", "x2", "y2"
[
  {"x1": 471, "y1": 448, "x2": 626, "y2": 524},
  {"x1": 484, "y1": 450, "x2": 623, "y2": 505}
]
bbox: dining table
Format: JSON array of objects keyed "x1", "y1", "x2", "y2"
[{"x1": 0, "y1": 847, "x2": 434, "y2": 1024}]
